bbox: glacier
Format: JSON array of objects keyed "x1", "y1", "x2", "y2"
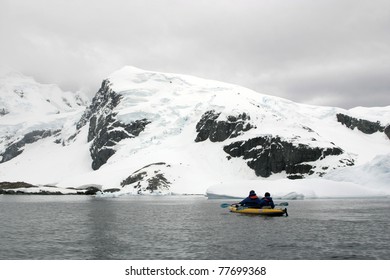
[{"x1": 0, "y1": 66, "x2": 389, "y2": 198}]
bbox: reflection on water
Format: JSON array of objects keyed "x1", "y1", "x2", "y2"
[{"x1": 0, "y1": 195, "x2": 389, "y2": 259}]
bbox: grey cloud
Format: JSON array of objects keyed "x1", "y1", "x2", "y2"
[{"x1": 1, "y1": 0, "x2": 389, "y2": 109}]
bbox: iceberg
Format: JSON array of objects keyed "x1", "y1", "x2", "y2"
[{"x1": 206, "y1": 178, "x2": 389, "y2": 199}]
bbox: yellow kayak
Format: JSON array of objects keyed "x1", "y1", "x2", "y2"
[{"x1": 229, "y1": 205, "x2": 288, "y2": 216}]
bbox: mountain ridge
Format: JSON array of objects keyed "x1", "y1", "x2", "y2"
[{"x1": 1, "y1": 67, "x2": 389, "y2": 197}]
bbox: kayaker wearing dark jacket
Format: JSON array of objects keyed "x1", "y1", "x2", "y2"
[
  {"x1": 239, "y1": 190, "x2": 262, "y2": 207},
  {"x1": 259, "y1": 192, "x2": 275, "y2": 209}
]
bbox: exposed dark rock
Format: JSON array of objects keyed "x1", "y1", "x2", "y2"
[
  {"x1": 286, "y1": 164, "x2": 314, "y2": 175},
  {"x1": 0, "y1": 130, "x2": 59, "y2": 163},
  {"x1": 89, "y1": 114, "x2": 150, "y2": 147},
  {"x1": 75, "y1": 79, "x2": 151, "y2": 170},
  {"x1": 103, "y1": 188, "x2": 121, "y2": 193},
  {"x1": 146, "y1": 173, "x2": 171, "y2": 192},
  {"x1": 0, "y1": 181, "x2": 105, "y2": 195},
  {"x1": 76, "y1": 80, "x2": 120, "y2": 130},
  {"x1": 35, "y1": 190, "x2": 64, "y2": 195},
  {"x1": 90, "y1": 148, "x2": 116, "y2": 171},
  {"x1": 336, "y1": 113, "x2": 385, "y2": 134},
  {"x1": 223, "y1": 136, "x2": 344, "y2": 178},
  {"x1": 0, "y1": 108, "x2": 9, "y2": 116},
  {"x1": 195, "y1": 110, "x2": 220, "y2": 142},
  {"x1": 195, "y1": 110, "x2": 254, "y2": 142},
  {"x1": 338, "y1": 158, "x2": 355, "y2": 166},
  {"x1": 385, "y1": 125, "x2": 390, "y2": 140},
  {"x1": 89, "y1": 115, "x2": 151, "y2": 170},
  {"x1": 14, "y1": 89, "x2": 24, "y2": 98},
  {"x1": 121, "y1": 171, "x2": 147, "y2": 186},
  {"x1": 84, "y1": 186, "x2": 101, "y2": 195},
  {"x1": 121, "y1": 162, "x2": 171, "y2": 193},
  {"x1": 0, "y1": 181, "x2": 37, "y2": 190},
  {"x1": 287, "y1": 174, "x2": 305, "y2": 180},
  {"x1": 65, "y1": 80, "x2": 120, "y2": 144},
  {"x1": 0, "y1": 181, "x2": 62, "y2": 195},
  {"x1": 132, "y1": 162, "x2": 166, "y2": 173}
]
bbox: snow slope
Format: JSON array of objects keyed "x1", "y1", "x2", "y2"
[
  {"x1": 0, "y1": 67, "x2": 389, "y2": 198},
  {"x1": 0, "y1": 72, "x2": 88, "y2": 154}
]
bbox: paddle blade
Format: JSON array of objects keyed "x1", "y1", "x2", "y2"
[
  {"x1": 277, "y1": 202, "x2": 289, "y2": 206},
  {"x1": 220, "y1": 203, "x2": 231, "y2": 208}
]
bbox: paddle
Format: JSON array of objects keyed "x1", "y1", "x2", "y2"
[
  {"x1": 220, "y1": 203, "x2": 233, "y2": 208},
  {"x1": 277, "y1": 202, "x2": 289, "y2": 207},
  {"x1": 220, "y1": 202, "x2": 289, "y2": 208}
]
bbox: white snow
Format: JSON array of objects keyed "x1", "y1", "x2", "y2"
[
  {"x1": 206, "y1": 178, "x2": 389, "y2": 200},
  {"x1": 1, "y1": 67, "x2": 389, "y2": 198},
  {"x1": 0, "y1": 72, "x2": 88, "y2": 154}
]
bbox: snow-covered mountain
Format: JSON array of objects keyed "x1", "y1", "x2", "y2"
[
  {"x1": 0, "y1": 72, "x2": 88, "y2": 162},
  {"x1": 1, "y1": 67, "x2": 389, "y2": 198}
]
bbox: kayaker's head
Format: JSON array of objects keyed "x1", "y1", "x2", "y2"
[
  {"x1": 249, "y1": 190, "x2": 256, "y2": 196},
  {"x1": 264, "y1": 192, "x2": 271, "y2": 197}
]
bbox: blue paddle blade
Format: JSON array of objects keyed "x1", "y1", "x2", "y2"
[
  {"x1": 278, "y1": 202, "x2": 289, "y2": 206},
  {"x1": 220, "y1": 203, "x2": 231, "y2": 208}
]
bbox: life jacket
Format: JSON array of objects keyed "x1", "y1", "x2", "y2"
[
  {"x1": 249, "y1": 195, "x2": 259, "y2": 200},
  {"x1": 260, "y1": 196, "x2": 274, "y2": 208}
]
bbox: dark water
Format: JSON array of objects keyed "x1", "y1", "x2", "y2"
[{"x1": 0, "y1": 195, "x2": 389, "y2": 260}]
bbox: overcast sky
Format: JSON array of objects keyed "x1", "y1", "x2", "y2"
[{"x1": 1, "y1": 0, "x2": 389, "y2": 108}]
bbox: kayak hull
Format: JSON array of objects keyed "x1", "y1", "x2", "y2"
[{"x1": 229, "y1": 206, "x2": 287, "y2": 216}]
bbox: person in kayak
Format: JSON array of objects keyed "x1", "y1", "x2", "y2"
[
  {"x1": 259, "y1": 192, "x2": 275, "y2": 209},
  {"x1": 238, "y1": 190, "x2": 262, "y2": 207}
]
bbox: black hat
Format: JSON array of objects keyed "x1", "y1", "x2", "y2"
[
  {"x1": 264, "y1": 192, "x2": 270, "y2": 197},
  {"x1": 249, "y1": 190, "x2": 256, "y2": 196}
]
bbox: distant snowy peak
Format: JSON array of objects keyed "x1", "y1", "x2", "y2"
[
  {"x1": 0, "y1": 72, "x2": 88, "y2": 117},
  {"x1": 107, "y1": 66, "x2": 227, "y2": 92},
  {"x1": 0, "y1": 72, "x2": 88, "y2": 164},
  {"x1": 105, "y1": 65, "x2": 298, "y2": 126}
]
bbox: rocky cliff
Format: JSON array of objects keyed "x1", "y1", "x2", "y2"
[
  {"x1": 77, "y1": 80, "x2": 151, "y2": 170},
  {"x1": 336, "y1": 113, "x2": 389, "y2": 139},
  {"x1": 1, "y1": 67, "x2": 389, "y2": 195}
]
